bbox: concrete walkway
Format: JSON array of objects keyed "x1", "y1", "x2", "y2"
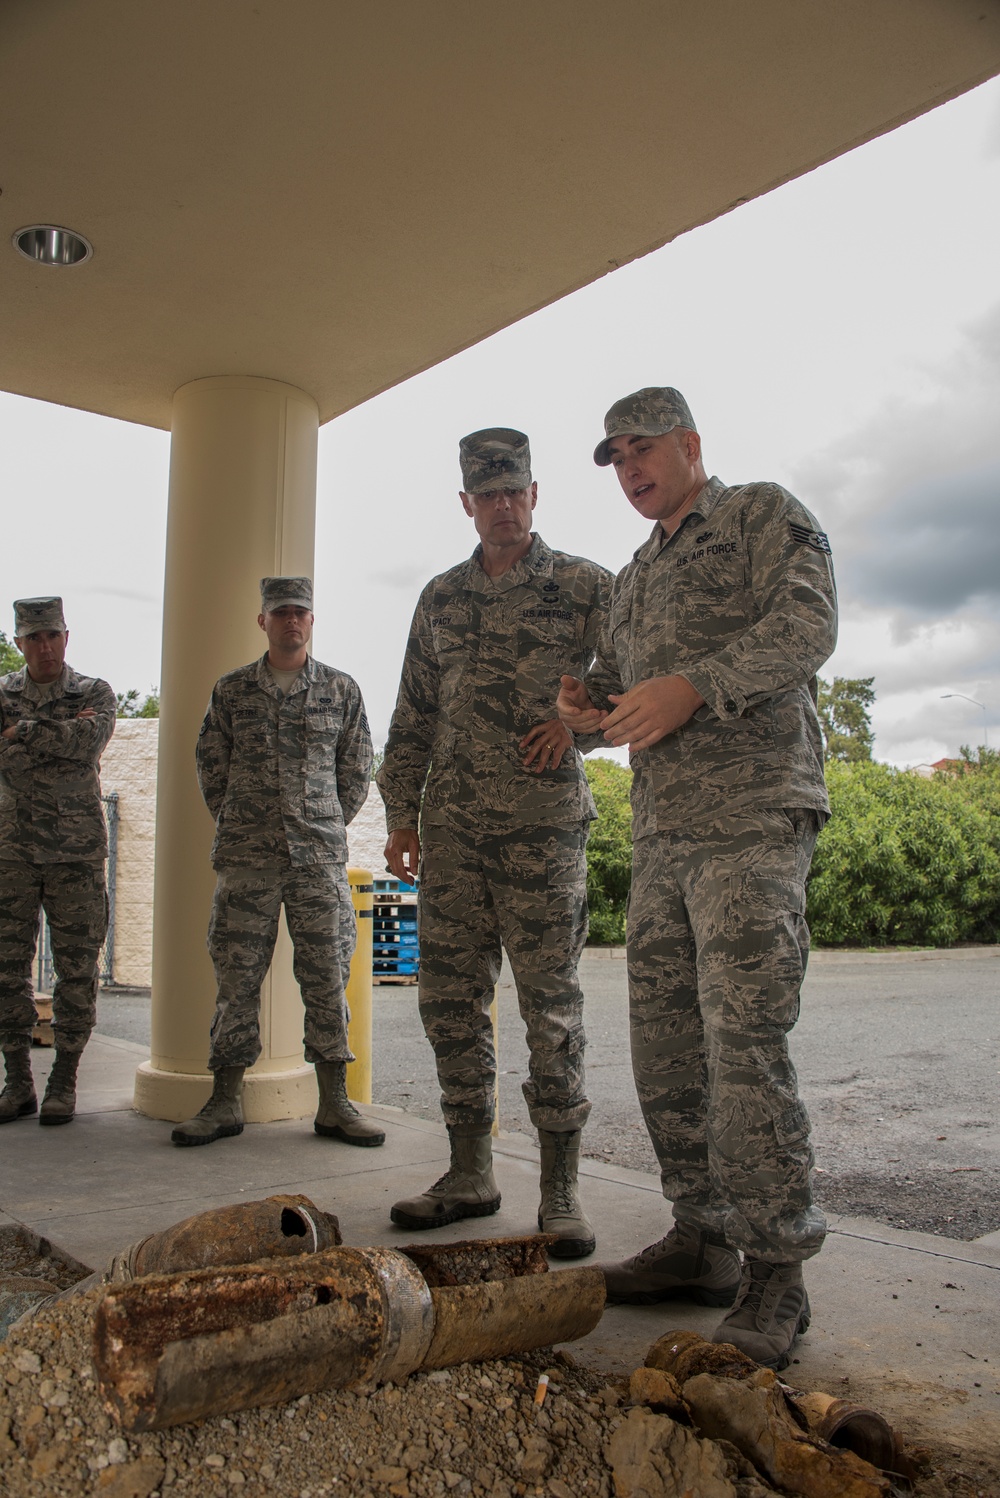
[{"x1": 3, "y1": 1034, "x2": 1000, "y2": 1464}]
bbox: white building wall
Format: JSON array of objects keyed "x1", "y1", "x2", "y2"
[
  {"x1": 347, "y1": 783, "x2": 389, "y2": 880},
  {"x1": 99, "y1": 719, "x2": 158, "y2": 988},
  {"x1": 92, "y1": 724, "x2": 387, "y2": 987}
]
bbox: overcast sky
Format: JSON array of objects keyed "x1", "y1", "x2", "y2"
[{"x1": 2, "y1": 76, "x2": 998, "y2": 767}]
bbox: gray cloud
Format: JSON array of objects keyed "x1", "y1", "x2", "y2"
[
  {"x1": 795, "y1": 302, "x2": 1000, "y2": 622},
  {"x1": 849, "y1": 463, "x2": 1000, "y2": 613}
]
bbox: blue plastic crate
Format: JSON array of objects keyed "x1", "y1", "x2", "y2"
[{"x1": 373, "y1": 877, "x2": 418, "y2": 895}]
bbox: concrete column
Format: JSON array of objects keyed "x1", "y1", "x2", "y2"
[{"x1": 134, "y1": 375, "x2": 320, "y2": 1122}]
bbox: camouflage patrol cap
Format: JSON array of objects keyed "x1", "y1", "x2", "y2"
[
  {"x1": 459, "y1": 428, "x2": 532, "y2": 494},
  {"x1": 260, "y1": 576, "x2": 313, "y2": 612},
  {"x1": 593, "y1": 387, "x2": 697, "y2": 466},
  {"x1": 13, "y1": 596, "x2": 67, "y2": 637}
]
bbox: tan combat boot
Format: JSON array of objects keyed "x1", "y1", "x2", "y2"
[
  {"x1": 171, "y1": 1066, "x2": 245, "y2": 1146},
  {"x1": 390, "y1": 1128, "x2": 500, "y2": 1229},
  {"x1": 314, "y1": 1061, "x2": 385, "y2": 1146},
  {"x1": 601, "y1": 1220, "x2": 741, "y2": 1305},
  {"x1": 0, "y1": 1048, "x2": 37, "y2": 1124},
  {"x1": 39, "y1": 1050, "x2": 81, "y2": 1125},
  {"x1": 712, "y1": 1257, "x2": 811, "y2": 1370},
  {"x1": 537, "y1": 1128, "x2": 596, "y2": 1259}
]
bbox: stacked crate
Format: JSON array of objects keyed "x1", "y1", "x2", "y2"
[{"x1": 372, "y1": 877, "x2": 419, "y2": 984}]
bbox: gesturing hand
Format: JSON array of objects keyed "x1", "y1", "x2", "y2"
[
  {"x1": 556, "y1": 675, "x2": 608, "y2": 736},
  {"x1": 602, "y1": 676, "x2": 705, "y2": 751}
]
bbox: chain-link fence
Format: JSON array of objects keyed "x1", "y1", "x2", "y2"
[{"x1": 35, "y1": 791, "x2": 119, "y2": 993}]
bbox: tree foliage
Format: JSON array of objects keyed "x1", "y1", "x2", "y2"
[
  {"x1": 116, "y1": 689, "x2": 160, "y2": 719},
  {"x1": 808, "y1": 758, "x2": 1000, "y2": 946},
  {"x1": 580, "y1": 748, "x2": 1000, "y2": 948},
  {"x1": 0, "y1": 630, "x2": 24, "y2": 675},
  {"x1": 817, "y1": 675, "x2": 875, "y2": 762},
  {"x1": 583, "y1": 757, "x2": 633, "y2": 944}
]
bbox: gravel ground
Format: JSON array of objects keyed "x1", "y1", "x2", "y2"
[
  {"x1": 0, "y1": 1292, "x2": 662, "y2": 1498},
  {"x1": 3, "y1": 1288, "x2": 998, "y2": 1498}
]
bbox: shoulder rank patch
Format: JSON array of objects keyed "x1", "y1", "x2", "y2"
[{"x1": 789, "y1": 522, "x2": 832, "y2": 555}]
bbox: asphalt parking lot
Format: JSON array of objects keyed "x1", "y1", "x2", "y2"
[{"x1": 95, "y1": 944, "x2": 1000, "y2": 1241}]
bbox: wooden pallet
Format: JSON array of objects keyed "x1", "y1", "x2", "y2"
[
  {"x1": 373, "y1": 973, "x2": 418, "y2": 986},
  {"x1": 32, "y1": 995, "x2": 55, "y2": 1048}
]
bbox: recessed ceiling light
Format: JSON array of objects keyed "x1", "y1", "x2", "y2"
[{"x1": 13, "y1": 225, "x2": 92, "y2": 266}]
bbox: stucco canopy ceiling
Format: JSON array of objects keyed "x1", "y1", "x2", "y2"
[{"x1": 2, "y1": 0, "x2": 998, "y2": 430}]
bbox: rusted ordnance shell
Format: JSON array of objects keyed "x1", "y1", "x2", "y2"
[
  {"x1": 685, "y1": 1368, "x2": 890, "y2": 1498},
  {"x1": 647, "y1": 1330, "x2": 908, "y2": 1480},
  {"x1": 424, "y1": 1267, "x2": 605, "y2": 1368},
  {"x1": 400, "y1": 1233, "x2": 555, "y2": 1286},
  {"x1": 64, "y1": 1194, "x2": 341, "y2": 1301},
  {"x1": 646, "y1": 1327, "x2": 760, "y2": 1384},
  {"x1": 107, "y1": 1194, "x2": 342, "y2": 1283},
  {"x1": 93, "y1": 1237, "x2": 605, "y2": 1431},
  {"x1": 789, "y1": 1392, "x2": 904, "y2": 1475},
  {"x1": 93, "y1": 1246, "x2": 434, "y2": 1430}
]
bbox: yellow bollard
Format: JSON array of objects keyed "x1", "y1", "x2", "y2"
[
  {"x1": 491, "y1": 986, "x2": 500, "y2": 1138},
  {"x1": 346, "y1": 868, "x2": 374, "y2": 1104}
]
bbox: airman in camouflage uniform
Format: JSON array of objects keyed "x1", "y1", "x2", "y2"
[
  {"x1": 0, "y1": 597, "x2": 115, "y2": 1126},
  {"x1": 378, "y1": 428, "x2": 611, "y2": 1258},
  {"x1": 171, "y1": 576, "x2": 381, "y2": 1149},
  {"x1": 558, "y1": 388, "x2": 837, "y2": 1367}
]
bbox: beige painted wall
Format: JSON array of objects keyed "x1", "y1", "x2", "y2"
[{"x1": 99, "y1": 718, "x2": 158, "y2": 989}]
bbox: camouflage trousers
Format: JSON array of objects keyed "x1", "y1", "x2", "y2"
[
  {"x1": 628, "y1": 809, "x2": 826, "y2": 1263},
  {"x1": 418, "y1": 819, "x2": 591, "y2": 1133},
  {"x1": 206, "y1": 865, "x2": 356, "y2": 1070},
  {"x1": 0, "y1": 858, "x2": 108, "y2": 1053}
]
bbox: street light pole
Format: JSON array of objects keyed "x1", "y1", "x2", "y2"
[{"x1": 940, "y1": 693, "x2": 989, "y2": 752}]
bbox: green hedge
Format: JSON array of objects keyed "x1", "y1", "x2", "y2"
[
  {"x1": 808, "y1": 759, "x2": 1000, "y2": 946},
  {"x1": 584, "y1": 758, "x2": 633, "y2": 945},
  {"x1": 584, "y1": 753, "x2": 1000, "y2": 948}
]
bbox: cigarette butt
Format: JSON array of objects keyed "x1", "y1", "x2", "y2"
[{"x1": 534, "y1": 1374, "x2": 550, "y2": 1407}]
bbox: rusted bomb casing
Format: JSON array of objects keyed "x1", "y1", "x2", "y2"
[
  {"x1": 648, "y1": 1329, "x2": 907, "y2": 1477},
  {"x1": 425, "y1": 1270, "x2": 605, "y2": 1369},
  {"x1": 65, "y1": 1194, "x2": 341, "y2": 1301},
  {"x1": 93, "y1": 1239, "x2": 605, "y2": 1431},
  {"x1": 646, "y1": 1328, "x2": 759, "y2": 1384},
  {"x1": 93, "y1": 1246, "x2": 433, "y2": 1431},
  {"x1": 789, "y1": 1391, "x2": 903, "y2": 1474},
  {"x1": 401, "y1": 1233, "x2": 553, "y2": 1286},
  {"x1": 108, "y1": 1194, "x2": 342, "y2": 1282}
]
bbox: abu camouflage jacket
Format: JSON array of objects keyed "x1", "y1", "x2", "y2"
[
  {"x1": 378, "y1": 534, "x2": 611, "y2": 832},
  {"x1": 0, "y1": 665, "x2": 116, "y2": 864},
  {"x1": 197, "y1": 653, "x2": 373, "y2": 869},
  {"x1": 582, "y1": 477, "x2": 837, "y2": 837}
]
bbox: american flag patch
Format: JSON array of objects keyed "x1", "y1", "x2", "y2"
[{"x1": 789, "y1": 522, "x2": 831, "y2": 555}]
